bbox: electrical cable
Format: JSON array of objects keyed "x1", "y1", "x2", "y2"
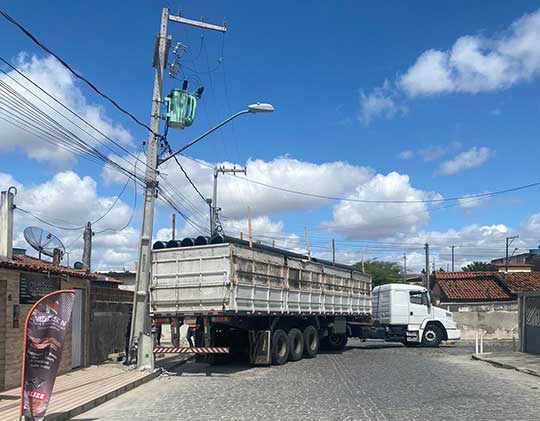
[{"x1": 0, "y1": 9, "x2": 156, "y2": 135}]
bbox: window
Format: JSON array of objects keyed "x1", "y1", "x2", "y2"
[{"x1": 410, "y1": 292, "x2": 428, "y2": 306}]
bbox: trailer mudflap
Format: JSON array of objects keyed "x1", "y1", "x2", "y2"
[{"x1": 249, "y1": 330, "x2": 271, "y2": 365}]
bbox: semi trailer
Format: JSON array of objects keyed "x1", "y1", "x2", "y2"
[{"x1": 150, "y1": 238, "x2": 460, "y2": 365}]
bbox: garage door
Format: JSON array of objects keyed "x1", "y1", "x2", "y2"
[{"x1": 524, "y1": 296, "x2": 540, "y2": 355}]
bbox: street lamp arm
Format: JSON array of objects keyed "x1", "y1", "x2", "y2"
[{"x1": 159, "y1": 109, "x2": 250, "y2": 166}]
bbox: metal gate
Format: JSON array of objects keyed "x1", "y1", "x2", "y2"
[{"x1": 522, "y1": 295, "x2": 540, "y2": 355}]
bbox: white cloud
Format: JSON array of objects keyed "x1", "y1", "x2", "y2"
[
  {"x1": 361, "y1": 10, "x2": 540, "y2": 123},
  {"x1": 323, "y1": 172, "x2": 442, "y2": 239},
  {"x1": 0, "y1": 54, "x2": 134, "y2": 168},
  {"x1": 399, "y1": 150, "x2": 415, "y2": 160},
  {"x1": 0, "y1": 170, "x2": 138, "y2": 270},
  {"x1": 358, "y1": 80, "x2": 406, "y2": 126},
  {"x1": 399, "y1": 10, "x2": 540, "y2": 96},
  {"x1": 437, "y1": 146, "x2": 495, "y2": 175},
  {"x1": 399, "y1": 142, "x2": 463, "y2": 162},
  {"x1": 107, "y1": 155, "x2": 374, "y2": 220}
]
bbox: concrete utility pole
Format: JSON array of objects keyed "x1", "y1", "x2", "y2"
[
  {"x1": 171, "y1": 214, "x2": 176, "y2": 240},
  {"x1": 0, "y1": 187, "x2": 16, "y2": 260},
  {"x1": 210, "y1": 166, "x2": 246, "y2": 236},
  {"x1": 505, "y1": 235, "x2": 519, "y2": 273},
  {"x1": 424, "y1": 243, "x2": 430, "y2": 290},
  {"x1": 402, "y1": 254, "x2": 407, "y2": 283},
  {"x1": 332, "y1": 239, "x2": 336, "y2": 265},
  {"x1": 82, "y1": 222, "x2": 92, "y2": 273},
  {"x1": 304, "y1": 226, "x2": 311, "y2": 260},
  {"x1": 451, "y1": 245, "x2": 455, "y2": 272},
  {"x1": 130, "y1": 8, "x2": 227, "y2": 369}
]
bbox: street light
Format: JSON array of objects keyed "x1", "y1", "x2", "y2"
[{"x1": 159, "y1": 102, "x2": 275, "y2": 166}]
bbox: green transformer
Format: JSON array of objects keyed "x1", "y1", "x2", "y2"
[{"x1": 164, "y1": 89, "x2": 197, "y2": 129}]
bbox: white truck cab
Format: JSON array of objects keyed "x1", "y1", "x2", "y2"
[{"x1": 372, "y1": 284, "x2": 460, "y2": 347}]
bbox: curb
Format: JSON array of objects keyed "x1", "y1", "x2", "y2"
[
  {"x1": 472, "y1": 355, "x2": 540, "y2": 378},
  {"x1": 46, "y1": 357, "x2": 193, "y2": 420}
]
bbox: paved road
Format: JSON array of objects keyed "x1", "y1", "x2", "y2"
[{"x1": 74, "y1": 340, "x2": 539, "y2": 420}]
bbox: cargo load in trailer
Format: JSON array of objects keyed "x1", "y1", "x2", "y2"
[{"x1": 150, "y1": 236, "x2": 460, "y2": 365}]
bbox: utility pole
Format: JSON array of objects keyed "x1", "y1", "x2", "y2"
[
  {"x1": 0, "y1": 187, "x2": 15, "y2": 260},
  {"x1": 451, "y1": 245, "x2": 455, "y2": 272},
  {"x1": 505, "y1": 235, "x2": 519, "y2": 273},
  {"x1": 332, "y1": 239, "x2": 336, "y2": 265},
  {"x1": 82, "y1": 222, "x2": 92, "y2": 273},
  {"x1": 171, "y1": 214, "x2": 176, "y2": 240},
  {"x1": 130, "y1": 8, "x2": 226, "y2": 369},
  {"x1": 247, "y1": 206, "x2": 253, "y2": 248},
  {"x1": 424, "y1": 243, "x2": 430, "y2": 290},
  {"x1": 304, "y1": 226, "x2": 311, "y2": 260},
  {"x1": 361, "y1": 249, "x2": 365, "y2": 273},
  {"x1": 210, "y1": 165, "x2": 246, "y2": 236},
  {"x1": 403, "y1": 253, "x2": 407, "y2": 283}
]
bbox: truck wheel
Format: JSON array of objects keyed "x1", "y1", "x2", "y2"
[
  {"x1": 303, "y1": 325, "x2": 319, "y2": 358},
  {"x1": 327, "y1": 333, "x2": 348, "y2": 351},
  {"x1": 272, "y1": 329, "x2": 289, "y2": 365},
  {"x1": 287, "y1": 328, "x2": 304, "y2": 361},
  {"x1": 422, "y1": 324, "x2": 443, "y2": 347}
]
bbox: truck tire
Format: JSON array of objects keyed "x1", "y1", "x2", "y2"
[
  {"x1": 422, "y1": 324, "x2": 443, "y2": 347},
  {"x1": 303, "y1": 325, "x2": 319, "y2": 358},
  {"x1": 272, "y1": 329, "x2": 289, "y2": 365},
  {"x1": 327, "y1": 333, "x2": 348, "y2": 351},
  {"x1": 287, "y1": 328, "x2": 304, "y2": 361}
]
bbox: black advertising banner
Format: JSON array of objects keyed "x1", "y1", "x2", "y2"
[
  {"x1": 19, "y1": 274, "x2": 60, "y2": 304},
  {"x1": 20, "y1": 290, "x2": 75, "y2": 421}
]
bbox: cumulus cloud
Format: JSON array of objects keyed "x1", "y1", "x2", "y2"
[
  {"x1": 361, "y1": 10, "x2": 540, "y2": 123},
  {"x1": 0, "y1": 170, "x2": 138, "y2": 270},
  {"x1": 106, "y1": 155, "x2": 374, "y2": 220},
  {"x1": 323, "y1": 172, "x2": 442, "y2": 239},
  {"x1": 0, "y1": 54, "x2": 134, "y2": 168},
  {"x1": 437, "y1": 146, "x2": 495, "y2": 175},
  {"x1": 399, "y1": 11, "x2": 540, "y2": 96}
]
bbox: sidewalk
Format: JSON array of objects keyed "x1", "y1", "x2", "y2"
[
  {"x1": 473, "y1": 352, "x2": 540, "y2": 378},
  {"x1": 0, "y1": 356, "x2": 191, "y2": 420}
]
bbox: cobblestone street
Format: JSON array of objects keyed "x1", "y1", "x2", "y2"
[{"x1": 74, "y1": 340, "x2": 540, "y2": 420}]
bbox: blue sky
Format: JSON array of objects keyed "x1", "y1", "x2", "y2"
[{"x1": 1, "y1": 1, "x2": 539, "y2": 271}]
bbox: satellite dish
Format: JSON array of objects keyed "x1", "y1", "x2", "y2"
[{"x1": 23, "y1": 226, "x2": 65, "y2": 260}]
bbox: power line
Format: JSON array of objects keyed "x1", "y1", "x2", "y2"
[
  {"x1": 178, "y1": 154, "x2": 540, "y2": 205},
  {"x1": 0, "y1": 9, "x2": 156, "y2": 135},
  {"x1": 164, "y1": 141, "x2": 207, "y2": 203},
  {"x1": 0, "y1": 56, "x2": 152, "y2": 171}
]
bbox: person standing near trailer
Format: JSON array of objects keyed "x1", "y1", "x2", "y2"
[{"x1": 185, "y1": 318, "x2": 197, "y2": 347}]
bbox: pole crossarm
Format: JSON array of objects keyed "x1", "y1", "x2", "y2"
[{"x1": 168, "y1": 14, "x2": 227, "y2": 32}]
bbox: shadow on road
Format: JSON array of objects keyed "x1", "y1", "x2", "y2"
[{"x1": 167, "y1": 359, "x2": 254, "y2": 377}]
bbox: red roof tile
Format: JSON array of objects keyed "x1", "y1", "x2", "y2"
[
  {"x1": 435, "y1": 278, "x2": 512, "y2": 301},
  {"x1": 434, "y1": 271, "x2": 496, "y2": 280},
  {"x1": 0, "y1": 255, "x2": 122, "y2": 283},
  {"x1": 497, "y1": 272, "x2": 540, "y2": 293}
]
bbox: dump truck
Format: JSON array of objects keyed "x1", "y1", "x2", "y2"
[{"x1": 150, "y1": 237, "x2": 460, "y2": 364}]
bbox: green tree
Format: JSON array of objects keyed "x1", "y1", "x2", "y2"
[
  {"x1": 353, "y1": 259, "x2": 402, "y2": 287},
  {"x1": 461, "y1": 261, "x2": 496, "y2": 272}
]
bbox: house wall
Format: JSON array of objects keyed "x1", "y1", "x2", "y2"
[
  {"x1": 0, "y1": 268, "x2": 90, "y2": 391},
  {"x1": 89, "y1": 286, "x2": 132, "y2": 364},
  {"x1": 442, "y1": 301, "x2": 518, "y2": 339}
]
